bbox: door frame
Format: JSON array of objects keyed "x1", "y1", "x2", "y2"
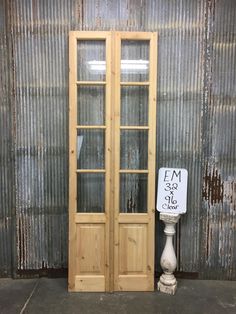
[
  {"x1": 113, "y1": 32, "x2": 157, "y2": 291},
  {"x1": 68, "y1": 31, "x2": 157, "y2": 292},
  {"x1": 68, "y1": 31, "x2": 112, "y2": 291}
]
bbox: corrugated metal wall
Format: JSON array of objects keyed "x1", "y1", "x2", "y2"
[
  {"x1": 0, "y1": 0, "x2": 13, "y2": 277},
  {"x1": 200, "y1": 0, "x2": 236, "y2": 280},
  {"x1": 0, "y1": 0, "x2": 235, "y2": 279},
  {"x1": 11, "y1": 0, "x2": 71, "y2": 272}
]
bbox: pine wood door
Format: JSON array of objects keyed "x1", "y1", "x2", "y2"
[{"x1": 69, "y1": 31, "x2": 157, "y2": 292}]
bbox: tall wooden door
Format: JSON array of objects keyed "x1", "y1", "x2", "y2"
[{"x1": 69, "y1": 31, "x2": 157, "y2": 292}]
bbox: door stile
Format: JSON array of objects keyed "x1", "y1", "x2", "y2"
[
  {"x1": 109, "y1": 31, "x2": 116, "y2": 292},
  {"x1": 68, "y1": 31, "x2": 78, "y2": 291},
  {"x1": 113, "y1": 32, "x2": 121, "y2": 291},
  {"x1": 147, "y1": 32, "x2": 158, "y2": 290},
  {"x1": 105, "y1": 32, "x2": 112, "y2": 292}
]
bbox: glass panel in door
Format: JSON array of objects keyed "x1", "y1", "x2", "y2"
[
  {"x1": 121, "y1": 40, "x2": 149, "y2": 82},
  {"x1": 76, "y1": 39, "x2": 106, "y2": 214},
  {"x1": 77, "y1": 173, "x2": 105, "y2": 213},
  {"x1": 120, "y1": 130, "x2": 148, "y2": 169},
  {"x1": 77, "y1": 85, "x2": 105, "y2": 125},
  {"x1": 77, "y1": 40, "x2": 106, "y2": 81},
  {"x1": 77, "y1": 129, "x2": 105, "y2": 169},
  {"x1": 120, "y1": 173, "x2": 148, "y2": 213},
  {"x1": 121, "y1": 86, "x2": 148, "y2": 126}
]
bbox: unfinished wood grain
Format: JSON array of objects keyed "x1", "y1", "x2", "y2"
[
  {"x1": 69, "y1": 31, "x2": 157, "y2": 292},
  {"x1": 76, "y1": 169, "x2": 106, "y2": 173},
  {"x1": 68, "y1": 31, "x2": 77, "y2": 292},
  {"x1": 119, "y1": 224, "x2": 147, "y2": 274},
  {"x1": 108, "y1": 31, "x2": 116, "y2": 292},
  {"x1": 113, "y1": 31, "x2": 121, "y2": 291},
  {"x1": 117, "y1": 31, "x2": 154, "y2": 40},
  {"x1": 76, "y1": 125, "x2": 106, "y2": 129},
  {"x1": 114, "y1": 32, "x2": 157, "y2": 292},
  {"x1": 75, "y1": 275, "x2": 105, "y2": 292},
  {"x1": 76, "y1": 224, "x2": 105, "y2": 274},
  {"x1": 74, "y1": 213, "x2": 106, "y2": 224},
  {"x1": 119, "y1": 169, "x2": 149, "y2": 174},
  {"x1": 146, "y1": 32, "x2": 157, "y2": 291},
  {"x1": 118, "y1": 214, "x2": 149, "y2": 224},
  {"x1": 69, "y1": 31, "x2": 111, "y2": 292},
  {"x1": 76, "y1": 81, "x2": 106, "y2": 85},
  {"x1": 72, "y1": 31, "x2": 111, "y2": 40},
  {"x1": 105, "y1": 32, "x2": 112, "y2": 292},
  {"x1": 117, "y1": 275, "x2": 152, "y2": 291}
]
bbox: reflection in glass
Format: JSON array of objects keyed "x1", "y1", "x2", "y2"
[
  {"x1": 77, "y1": 86, "x2": 105, "y2": 125},
  {"x1": 77, "y1": 40, "x2": 106, "y2": 81},
  {"x1": 121, "y1": 86, "x2": 148, "y2": 126},
  {"x1": 77, "y1": 173, "x2": 105, "y2": 213},
  {"x1": 120, "y1": 174, "x2": 147, "y2": 213},
  {"x1": 120, "y1": 130, "x2": 148, "y2": 169},
  {"x1": 121, "y1": 40, "x2": 149, "y2": 81},
  {"x1": 77, "y1": 130, "x2": 105, "y2": 169}
]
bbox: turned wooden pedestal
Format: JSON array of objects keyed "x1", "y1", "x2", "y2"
[{"x1": 157, "y1": 213, "x2": 180, "y2": 295}]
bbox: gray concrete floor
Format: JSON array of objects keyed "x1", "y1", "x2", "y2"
[{"x1": 0, "y1": 278, "x2": 236, "y2": 314}]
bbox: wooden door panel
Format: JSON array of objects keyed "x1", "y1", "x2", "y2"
[
  {"x1": 119, "y1": 224, "x2": 147, "y2": 274},
  {"x1": 74, "y1": 223, "x2": 106, "y2": 292},
  {"x1": 76, "y1": 224, "x2": 105, "y2": 274},
  {"x1": 75, "y1": 275, "x2": 105, "y2": 292},
  {"x1": 117, "y1": 275, "x2": 152, "y2": 291}
]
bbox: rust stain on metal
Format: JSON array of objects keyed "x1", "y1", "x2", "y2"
[
  {"x1": 203, "y1": 166, "x2": 224, "y2": 205},
  {"x1": 18, "y1": 218, "x2": 25, "y2": 270}
]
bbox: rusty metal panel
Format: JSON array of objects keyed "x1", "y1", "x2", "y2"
[
  {"x1": 154, "y1": 2, "x2": 205, "y2": 274},
  {"x1": 0, "y1": 0, "x2": 13, "y2": 277},
  {"x1": 0, "y1": 0, "x2": 235, "y2": 279},
  {"x1": 200, "y1": 0, "x2": 236, "y2": 280},
  {"x1": 77, "y1": 0, "x2": 206, "y2": 275},
  {"x1": 10, "y1": 0, "x2": 73, "y2": 272}
]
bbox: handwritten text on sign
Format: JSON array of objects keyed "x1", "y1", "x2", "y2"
[{"x1": 156, "y1": 168, "x2": 188, "y2": 214}]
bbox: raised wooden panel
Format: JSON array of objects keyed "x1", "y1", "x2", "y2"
[
  {"x1": 76, "y1": 224, "x2": 105, "y2": 274},
  {"x1": 119, "y1": 224, "x2": 147, "y2": 274},
  {"x1": 118, "y1": 275, "x2": 151, "y2": 291},
  {"x1": 75, "y1": 275, "x2": 105, "y2": 292}
]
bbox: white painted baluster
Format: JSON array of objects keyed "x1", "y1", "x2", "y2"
[{"x1": 157, "y1": 213, "x2": 180, "y2": 295}]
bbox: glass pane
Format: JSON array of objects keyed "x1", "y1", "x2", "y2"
[
  {"x1": 77, "y1": 86, "x2": 105, "y2": 125},
  {"x1": 120, "y1": 174, "x2": 147, "y2": 213},
  {"x1": 120, "y1": 130, "x2": 148, "y2": 169},
  {"x1": 77, "y1": 130, "x2": 105, "y2": 169},
  {"x1": 77, "y1": 173, "x2": 105, "y2": 212},
  {"x1": 121, "y1": 40, "x2": 149, "y2": 82},
  {"x1": 77, "y1": 40, "x2": 106, "y2": 81},
  {"x1": 121, "y1": 86, "x2": 148, "y2": 126}
]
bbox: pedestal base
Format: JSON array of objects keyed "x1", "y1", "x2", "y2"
[{"x1": 157, "y1": 280, "x2": 177, "y2": 295}]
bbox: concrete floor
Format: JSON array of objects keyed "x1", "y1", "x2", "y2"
[{"x1": 0, "y1": 278, "x2": 236, "y2": 314}]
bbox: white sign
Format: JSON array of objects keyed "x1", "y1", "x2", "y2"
[{"x1": 156, "y1": 168, "x2": 188, "y2": 214}]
